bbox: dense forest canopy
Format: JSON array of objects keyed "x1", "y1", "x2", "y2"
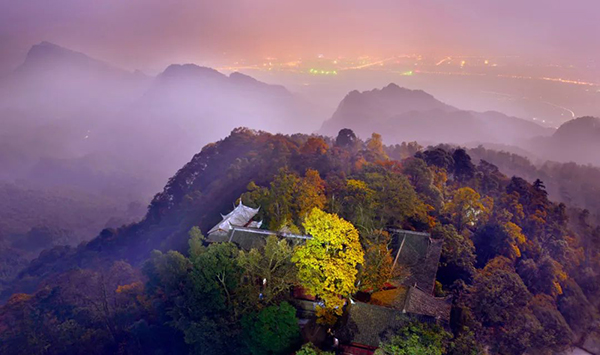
[{"x1": 1, "y1": 127, "x2": 599, "y2": 355}]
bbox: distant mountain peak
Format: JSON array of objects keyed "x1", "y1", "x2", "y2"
[
  {"x1": 341, "y1": 84, "x2": 438, "y2": 104},
  {"x1": 159, "y1": 64, "x2": 226, "y2": 82},
  {"x1": 528, "y1": 116, "x2": 600, "y2": 166},
  {"x1": 379, "y1": 83, "x2": 433, "y2": 98},
  {"x1": 37, "y1": 41, "x2": 63, "y2": 49},
  {"x1": 382, "y1": 82, "x2": 401, "y2": 90},
  {"x1": 320, "y1": 84, "x2": 552, "y2": 146},
  {"x1": 554, "y1": 116, "x2": 600, "y2": 139},
  {"x1": 25, "y1": 41, "x2": 90, "y2": 63},
  {"x1": 18, "y1": 41, "x2": 117, "y2": 75},
  {"x1": 229, "y1": 71, "x2": 290, "y2": 95},
  {"x1": 320, "y1": 84, "x2": 455, "y2": 137},
  {"x1": 229, "y1": 71, "x2": 257, "y2": 83},
  {"x1": 337, "y1": 84, "x2": 452, "y2": 114},
  {"x1": 153, "y1": 65, "x2": 291, "y2": 97},
  {"x1": 381, "y1": 82, "x2": 416, "y2": 94}
]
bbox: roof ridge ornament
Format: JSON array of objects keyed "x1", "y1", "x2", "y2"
[{"x1": 208, "y1": 199, "x2": 261, "y2": 235}]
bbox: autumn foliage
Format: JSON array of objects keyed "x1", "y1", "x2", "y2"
[{"x1": 1, "y1": 128, "x2": 599, "y2": 355}]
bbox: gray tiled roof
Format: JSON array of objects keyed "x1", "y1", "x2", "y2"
[
  {"x1": 228, "y1": 228, "x2": 271, "y2": 250},
  {"x1": 335, "y1": 295, "x2": 449, "y2": 348},
  {"x1": 207, "y1": 202, "x2": 260, "y2": 235},
  {"x1": 403, "y1": 286, "x2": 452, "y2": 322},
  {"x1": 335, "y1": 302, "x2": 411, "y2": 348},
  {"x1": 208, "y1": 226, "x2": 310, "y2": 250},
  {"x1": 370, "y1": 285, "x2": 451, "y2": 323},
  {"x1": 335, "y1": 228, "x2": 451, "y2": 348},
  {"x1": 390, "y1": 230, "x2": 443, "y2": 293}
]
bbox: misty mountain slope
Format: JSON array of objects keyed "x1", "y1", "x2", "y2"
[
  {"x1": 0, "y1": 42, "x2": 151, "y2": 180},
  {"x1": 3, "y1": 128, "x2": 600, "y2": 355},
  {"x1": 0, "y1": 180, "x2": 146, "y2": 289},
  {"x1": 106, "y1": 62, "x2": 322, "y2": 177},
  {"x1": 320, "y1": 83, "x2": 553, "y2": 145},
  {"x1": 138, "y1": 63, "x2": 317, "y2": 133},
  {"x1": 0, "y1": 41, "x2": 149, "y2": 118},
  {"x1": 382, "y1": 109, "x2": 554, "y2": 145},
  {"x1": 0, "y1": 43, "x2": 326, "y2": 287},
  {"x1": 0, "y1": 42, "x2": 323, "y2": 192},
  {"x1": 0, "y1": 182, "x2": 144, "y2": 240},
  {"x1": 465, "y1": 146, "x2": 600, "y2": 224},
  {"x1": 527, "y1": 116, "x2": 600, "y2": 166},
  {"x1": 0, "y1": 128, "x2": 307, "y2": 299}
]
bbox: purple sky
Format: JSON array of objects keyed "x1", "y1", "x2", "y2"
[{"x1": 1, "y1": 0, "x2": 599, "y2": 74}]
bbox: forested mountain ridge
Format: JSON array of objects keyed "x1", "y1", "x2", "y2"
[
  {"x1": 0, "y1": 181, "x2": 146, "y2": 295},
  {"x1": 1, "y1": 128, "x2": 599, "y2": 355},
  {"x1": 0, "y1": 42, "x2": 325, "y2": 289},
  {"x1": 464, "y1": 145, "x2": 600, "y2": 226}
]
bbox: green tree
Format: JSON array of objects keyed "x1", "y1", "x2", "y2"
[
  {"x1": 470, "y1": 258, "x2": 531, "y2": 326},
  {"x1": 402, "y1": 157, "x2": 443, "y2": 210},
  {"x1": 433, "y1": 224, "x2": 476, "y2": 284},
  {"x1": 517, "y1": 256, "x2": 567, "y2": 297},
  {"x1": 165, "y1": 243, "x2": 244, "y2": 355},
  {"x1": 296, "y1": 343, "x2": 334, "y2": 355},
  {"x1": 452, "y1": 148, "x2": 475, "y2": 182},
  {"x1": 447, "y1": 328, "x2": 483, "y2": 355},
  {"x1": 468, "y1": 257, "x2": 550, "y2": 354},
  {"x1": 144, "y1": 250, "x2": 190, "y2": 296},
  {"x1": 418, "y1": 147, "x2": 454, "y2": 171},
  {"x1": 238, "y1": 235, "x2": 297, "y2": 306},
  {"x1": 242, "y1": 168, "x2": 326, "y2": 231},
  {"x1": 188, "y1": 226, "x2": 206, "y2": 261},
  {"x1": 335, "y1": 128, "x2": 359, "y2": 150},
  {"x1": 375, "y1": 322, "x2": 450, "y2": 355},
  {"x1": 339, "y1": 179, "x2": 377, "y2": 231},
  {"x1": 474, "y1": 219, "x2": 527, "y2": 266},
  {"x1": 241, "y1": 302, "x2": 301, "y2": 355},
  {"x1": 360, "y1": 166, "x2": 430, "y2": 229},
  {"x1": 268, "y1": 168, "x2": 302, "y2": 230}
]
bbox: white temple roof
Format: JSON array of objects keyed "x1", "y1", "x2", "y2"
[{"x1": 208, "y1": 201, "x2": 260, "y2": 235}]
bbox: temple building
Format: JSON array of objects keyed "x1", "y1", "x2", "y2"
[
  {"x1": 334, "y1": 230, "x2": 451, "y2": 354},
  {"x1": 207, "y1": 201, "x2": 262, "y2": 237},
  {"x1": 207, "y1": 201, "x2": 310, "y2": 249},
  {"x1": 207, "y1": 202, "x2": 451, "y2": 354}
]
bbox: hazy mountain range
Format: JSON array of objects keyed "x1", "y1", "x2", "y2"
[
  {"x1": 526, "y1": 116, "x2": 600, "y2": 166},
  {"x1": 2, "y1": 43, "x2": 600, "y2": 355},
  {"x1": 1, "y1": 41, "x2": 600, "y2": 248},
  {"x1": 0, "y1": 42, "x2": 323, "y2": 198},
  {"x1": 320, "y1": 83, "x2": 555, "y2": 146},
  {"x1": 320, "y1": 83, "x2": 600, "y2": 168}
]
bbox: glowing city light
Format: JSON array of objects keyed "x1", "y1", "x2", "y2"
[
  {"x1": 308, "y1": 68, "x2": 337, "y2": 75},
  {"x1": 435, "y1": 57, "x2": 451, "y2": 66}
]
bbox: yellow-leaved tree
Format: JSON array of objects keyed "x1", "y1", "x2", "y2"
[
  {"x1": 443, "y1": 187, "x2": 492, "y2": 231},
  {"x1": 292, "y1": 208, "x2": 364, "y2": 323}
]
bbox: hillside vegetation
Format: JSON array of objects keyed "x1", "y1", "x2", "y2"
[{"x1": 1, "y1": 128, "x2": 599, "y2": 355}]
